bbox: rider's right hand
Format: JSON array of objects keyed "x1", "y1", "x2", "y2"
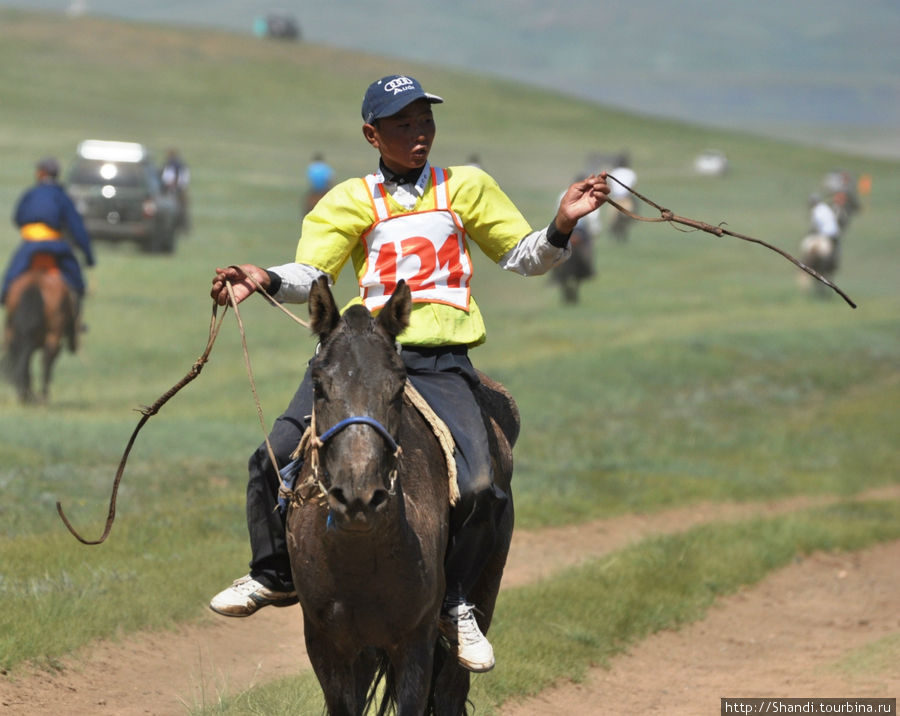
[{"x1": 211, "y1": 264, "x2": 269, "y2": 306}]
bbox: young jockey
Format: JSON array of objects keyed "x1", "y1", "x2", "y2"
[
  {"x1": 2, "y1": 158, "x2": 95, "y2": 309},
  {"x1": 208, "y1": 74, "x2": 608, "y2": 672}
]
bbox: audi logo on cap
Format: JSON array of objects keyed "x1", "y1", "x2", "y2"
[{"x1": 384, "y1": 76, "x2": 415, "y2": 95}]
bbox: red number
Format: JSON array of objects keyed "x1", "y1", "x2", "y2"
[
  {"x1": 372, "y1": 240, "x2": 398, "y2": 295},
  {"x1": 437, "y1": 234, "x2": 465, "y2": 288},
  {"x1": 370, "y1": 233, "x2": 466, "y2": 294},
  {"x1": 400, "y1": 236, "x2": 437, "y2": 290}
]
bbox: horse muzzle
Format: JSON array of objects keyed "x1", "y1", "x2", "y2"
[{"x1": 325, "y1": 484, "x2": 391, "y2": 533}]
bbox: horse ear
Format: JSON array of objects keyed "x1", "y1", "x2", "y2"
[
  {"x1": 377, "y1": 280, "x2": 411, "y2": 340},
  {"x1": 308, "y1": 276, "x2": 340, "y2": 339}
]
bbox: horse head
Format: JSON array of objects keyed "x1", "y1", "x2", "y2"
[{"x1": 307, "y1": 277, "x2": 411, "y2": 533}]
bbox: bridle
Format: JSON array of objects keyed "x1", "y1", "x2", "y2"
[{"x1": 308, "y1": 412, "x2": 403, "y2": 497}]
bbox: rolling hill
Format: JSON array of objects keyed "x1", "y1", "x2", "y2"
[{"x1": 4, "y1": 0, "x2": 900, "y2": 157}]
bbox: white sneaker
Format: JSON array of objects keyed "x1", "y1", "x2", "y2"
[
  {"x1": 209, "y1": 575, "x2": 297, "y2": 617},
  {"x1": 439, "y1": 602, "x2": 495, "y2": 672}
]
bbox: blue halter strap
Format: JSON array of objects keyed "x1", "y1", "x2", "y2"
[{"x1": 317, "y1": 415, "x2": 400, "y2": 456}]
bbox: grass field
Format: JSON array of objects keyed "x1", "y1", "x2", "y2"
[{"x1": 1, "y1": 7, "x2": 898, "y2": 711}]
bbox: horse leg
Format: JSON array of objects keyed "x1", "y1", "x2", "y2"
[
  {"x1": 561, "y1": 277, "x2": 578, "y2": 304},
  {"x1": 430, "y1": 645, "x2": 471, "y2": 716},
  {"x1": 39, "y1": 336, "x2": 62, "y2": 402},
  {"x1": 304, "y1": 622, "x2": 367, "y2": 716},
  {"x1": 39, "y1": 287, "x2": 66, "y2": 402},
  {"x1": 388, "y1": 629, "x2": 437, "y2": 715},
  {"x1": 13, "y1": 349, "x2": 34, "y2": 403}
]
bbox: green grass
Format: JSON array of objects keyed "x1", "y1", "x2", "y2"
[
  {"x1": 0, "y1": 7, "x2": 898, "y2": 706},
  {"x1": 829, "y1": 633, "x2": 900, "y2": 681}
]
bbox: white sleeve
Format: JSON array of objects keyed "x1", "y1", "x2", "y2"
[
  {"x1": 266, "y1": 262, "x2": 331, "y2": 303},
  {"x1": 497, "y1": 227, "x2": 571, "y2": 276}
]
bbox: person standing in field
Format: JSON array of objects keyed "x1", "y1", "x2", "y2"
[
  {"x1": 160, "y1": 149, "x2": 191, "y2": 232},
  {"x1": 302, "y1": 153, "x2": 335, "y2": 217}
]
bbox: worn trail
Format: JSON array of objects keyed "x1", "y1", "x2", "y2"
[{"x1": 3, "y1": 485, "x2": 899, "y2": 715}]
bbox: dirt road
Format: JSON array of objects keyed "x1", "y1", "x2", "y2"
[{"x1": 3, "y1": 486, "x2": 899, "y2": 715}]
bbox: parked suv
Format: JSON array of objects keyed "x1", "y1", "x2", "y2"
[{"x1": 66, "y1": 140, "x2": 179, "y2": 254}]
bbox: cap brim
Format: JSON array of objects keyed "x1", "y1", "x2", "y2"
[{"x1": 425, "y1": 92, "x2": 444, "y2": 104}]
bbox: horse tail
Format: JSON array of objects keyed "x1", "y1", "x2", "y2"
[
  {"x1": 4, "y1": 283, "x2": 44, "y2": 396},
  {"x1": 364, "y1": 652, "x2": 398, "y2": 715},
  {"x1": 13, "y1": 283, "x2": 45, "y2": 338}
]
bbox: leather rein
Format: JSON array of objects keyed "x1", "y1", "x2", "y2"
[{"x1": 603, "y1": 173, "x2": 857, "y2": 309}]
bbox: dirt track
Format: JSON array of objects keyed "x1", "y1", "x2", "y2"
[{"x1": 2, "y1": 486, "x2": 899, "y2": 715}]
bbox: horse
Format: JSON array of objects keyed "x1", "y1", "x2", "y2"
[
  {"x1": 550, "y1": 226, "x2": 595, "y2": 304},
  {"x1": 798, "y1": 232, "x2": 839, "y2": 298},
  {"x1": 286, "y1": 278, "x2": 518, "y2": 715},
  {"x1": 608, "y1": 195, "x2": 636, "y2": 243},
  {"x1": 2, "y1": 254, "x2": 78, "y2": 403}
]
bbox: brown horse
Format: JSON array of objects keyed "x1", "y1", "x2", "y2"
[
  {"x1": 2, "y1": 255, "x2": 77, "y2": 403},
  {"x1": 286, "y1": 278, "x2": 518, "y2": 715},
  {"x1": 550, "y1": 226, "x2": 595, "y2": 304},
  {"x1": 608, "y1": 195, "x2": 636, "y2": 242}
]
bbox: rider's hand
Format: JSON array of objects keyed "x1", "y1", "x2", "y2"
[
  {"x1": 210, "y1": 264, "x2": 270, "y2": 306},
  {"x1": 555, "y1": 173, "x2": 609, "y2": 234}
]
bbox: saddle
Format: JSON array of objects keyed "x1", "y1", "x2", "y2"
[{"x1": 29, "y1": 254, "x2": 61, "y2": 272}]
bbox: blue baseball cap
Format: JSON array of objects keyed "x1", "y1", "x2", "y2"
[{"x1": 361, "y1": 75, "x2": 443, "y2": 124}]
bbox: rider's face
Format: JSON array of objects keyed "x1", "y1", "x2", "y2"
[{"x1": 363, "y1": 99, "x2": 436, "y2": 176}]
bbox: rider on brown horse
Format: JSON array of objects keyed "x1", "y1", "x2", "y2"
[
  {"x1": 208, "y1": 74, "x2": 609, "y2": 674},
  {"x1": 2, "y1": 157, "x2": 95, "y2": 316}
]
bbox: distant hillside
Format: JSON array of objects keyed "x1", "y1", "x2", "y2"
[{"x1": 3, "y1": 0, "x2": 899, "y2": 156}]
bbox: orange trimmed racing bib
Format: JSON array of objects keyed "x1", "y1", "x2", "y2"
[{"x1": 360, "y1": 167, "x2": 473, "y2": 312}]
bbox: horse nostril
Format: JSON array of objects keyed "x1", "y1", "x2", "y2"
[
  {"x1": 327, "y1": 486, "x2": 348, "y2": 511},
  {"x1": 369, "y1": 488, "x2": 389, "y2": 512}
]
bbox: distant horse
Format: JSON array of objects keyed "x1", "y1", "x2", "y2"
[
  {"x1": 608, "y1": 195, "x2": 636, "y2": 242},
  {"x1": 2, "y1": 254, "x2": 78, "y2": 403},
  {"x1": 286, "y1": 278, "x2": 518, "y2": 715},
  {"x1": 799, "y1": 232, "x2": 839, "y2": 298},
  {"x1": 550, "y1": 226, "x2": 595, "y2": 304}
]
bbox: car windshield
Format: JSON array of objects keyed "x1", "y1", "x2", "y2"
[{"x1": 68, "y1": 159, "x2": 148, "y2": 188}]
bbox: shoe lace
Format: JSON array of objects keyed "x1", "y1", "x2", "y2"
[
  {"x1": 455, "y1": 605, "x2": 485, "y2": 644},
  {"x1": 231, "y1": 576, "x2": 261, "y2": 595}
]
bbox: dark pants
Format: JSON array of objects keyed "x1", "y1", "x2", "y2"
[{"x1": 247, "y1": 346, "x2": 508, "y2": 606}]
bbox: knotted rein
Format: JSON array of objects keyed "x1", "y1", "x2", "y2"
[
  {"x1": 56, "y1": 271, "x2": 309, "y2": 545},
  {"x1": 603, "y1": 173, "x2": 857, "y2": 309}
]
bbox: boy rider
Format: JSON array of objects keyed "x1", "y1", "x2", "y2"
[{"x1": 209, "y1": 74, "x2": 609, "y2": 673}]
